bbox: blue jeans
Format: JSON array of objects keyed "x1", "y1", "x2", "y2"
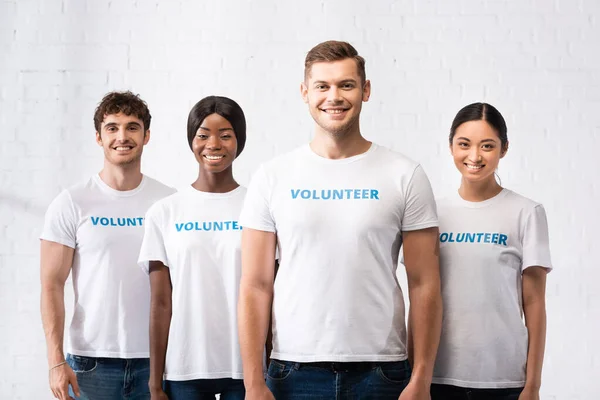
[
  {"x1": 164, "y1": 378, "x2": 245, "y2": 400},
  {"x1": 431, "y1": 383, "x2": 523, "y2": 400},
  {"x1": 66, "y1": 354, "x2": 150, "y2": 399},
  {"x1": 266, "y1": 359, "x2": 411, "y2": 399}
]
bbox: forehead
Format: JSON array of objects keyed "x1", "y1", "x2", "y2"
[
  {"x1": 307, "y1": 59, "x2": 360, "y2": 83},
  {"x1": 455, "y1": 120, "x2": 499, "y2": 140},
  {"x1": 199, "y1": 113, "x2": 233, "y2": 129},
  {"x1": 102, "y1": 112, "x2": 143, "y2": 126}
]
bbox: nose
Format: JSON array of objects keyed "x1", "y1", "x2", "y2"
[
  {"x1": 206, "y1": 135, "x2": 222, "y2": 150},
  {"x1": 326, "y1": 86, "x2": 343, "y2": 103},
  {"x1": 468, "y1": 147, "x2": 482, "y2": 162},
  {"x1": 115, "y1": 127, "x2": 127, "y2": 141}
]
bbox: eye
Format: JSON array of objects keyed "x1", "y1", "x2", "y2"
[
  {"x1": 342, "y1": 83, "x2": 355, "y2": 89},
  {"x1": 458, "y1": 142, "x2": 469, "y2": 148},
  {"x1": 196, "y1": 134, "x2": 208, "y2": 140},
  {"x1": 128, "y1": 126, "x2": 139, "y2": 131},
  {"x1": 482, "y1": 144, "x2": 495, "y2": 150},
  {"x1": 316, "y1": 84, "x2": 328, "y2": 90},
  {"x1": 220, "y1": 134, "x2": 233, "y2": 139}
]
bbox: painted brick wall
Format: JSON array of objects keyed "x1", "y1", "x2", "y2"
[{"x1": 1, "y1": 0, "x2": 598, "y2": 398}]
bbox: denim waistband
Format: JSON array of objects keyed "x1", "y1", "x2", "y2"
[{"x1": 273, "y1": 360, "x2": 406, "y2": 373}]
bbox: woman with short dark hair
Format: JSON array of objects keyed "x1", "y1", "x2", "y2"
[{"x1": 139, "y1": 96, "x2": 248, "y2": 400}]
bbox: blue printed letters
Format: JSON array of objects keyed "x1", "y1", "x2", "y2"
[
  {"x1": 439, "y1": 232, "x2": 508, "y2": 246},
  {"x1": 91, "y1": 216, "x2": 144, "y2": 227},
  {"x1": 291, "y1": 189, "x2": 379, "y2": 200},
  {"x1": 175, "y1": 221, "x2": 241, "y2": 232}
]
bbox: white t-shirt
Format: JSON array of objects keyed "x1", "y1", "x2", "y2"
[
  {"x1": 40, "y1": 174, "x2": 175, "y2": 358},
  {"x1": 138, "y1": 185, "x2": 246, "y2": 381},
  {"x1": 239, "y1": 143, "x2": 438, "y2": 362},
  {"x1": 433, "y1": 189, "x2": 552, "y2": 389}
]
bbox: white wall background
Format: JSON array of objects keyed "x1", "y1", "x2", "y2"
[{"x1": 1, "y1": 0, "x2": 598, "y2": 398}]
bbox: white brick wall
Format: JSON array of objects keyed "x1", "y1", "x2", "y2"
[{"x1": 1, "y1": 0, "x2": 598, "y2": 398}]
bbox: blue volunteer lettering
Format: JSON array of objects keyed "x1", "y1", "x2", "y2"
[
  {"x1": 90, "y1": 216, "x2": 144, "y2": 227},
  {"x1": 290, "y1": 188, "x2": 380, "y2": 200},
  {"x1": 439, "y1": 232, "x2": 508, "y2": 246},
  {"x1": 175, "y1": 221, "x2": 242, "y2": 232}
]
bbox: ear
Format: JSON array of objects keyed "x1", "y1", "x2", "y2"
[
  {"x1": 362, "y1": 79, "x2": 371, "y2": 102},
  {"x1": 143, "y1": 129, "x2": 151, "y2": 145},
  {"x1": 95, "y1": 131, "x2": 103, "y2": 147},
  {"x1": 300, "y1": 82, "x2": 308, "y2": 104},
  {"x1": 500, "y1": 141, "x2": 509, "y2": 158}
]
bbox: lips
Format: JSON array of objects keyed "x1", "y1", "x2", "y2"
[
  {"x1": 465, "y1": 163, "x2": 484, "y2": 170},
  {"x1": 203, "y1": 154, "x2": 225, "y2": 161}
]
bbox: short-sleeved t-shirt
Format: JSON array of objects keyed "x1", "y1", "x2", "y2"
[
  {"x1": 433, "y1": 189, "x2": 552, "y2": 389},
  {"x1": 239, "y1": 143, "x2": 438, "y2": 362},
  {"x1": 138, "y1": 185, "x2": 246, "y2": 381},
  {"x1": 40, "y1": 174, "x2": 175, "y2": 358}
]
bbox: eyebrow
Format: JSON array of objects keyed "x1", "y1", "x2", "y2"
[
  {"x1": 456, "y1": 137, "x2": 497, "y2": 143},
  {"x1": 313, "y1": 79, "x2": 358, "y2": 85},
  {"x1": 103, "y1": 122, "x2": 142, "y2": 128},
  {"x1": 198, "y1": 127, "x2": 234, "y2": 132}
]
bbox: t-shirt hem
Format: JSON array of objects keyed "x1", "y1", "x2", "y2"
[
  {"x1": 271, "y1": 352, "x2": 408, "y2": 362},
  {"x1": 165, "y1": 371, "x2": 244, "y2": 381},
  {"x1": 431, "y1": 377, "x2": 525, "y2": 389},
  {"x1": 68, "y1": 349, "x2": 149, "y2": 359},
  {"x1": 522, "y1": 262, "x2": 553, "y2": 273},
  {"x1": 239, "y1": 222, "x2": 276, "y2": 233},
  {"x1": 401, "y1": 221, "x2": 439, "y2": 232},
  {"x1": 39, "y1": 235, "x2": 75, "y2": 249},
  {"x1": 138, "y1": 257, "x2": 168, "y2": 274}
]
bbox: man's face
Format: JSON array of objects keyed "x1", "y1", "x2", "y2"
[
  {"x1": 301, "y1": 58, "x2": 370, "y2": 137},
  {"x1": 96, "y1": 112, "x2": 149, "y2": 166}
]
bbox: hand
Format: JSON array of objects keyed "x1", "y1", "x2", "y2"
[
  {"x1": 150, "y1": 388, "x2": 169, "y2": 400},
  {"x1": 245, "y1": 382, "x2": 275, "y2": 400},
  {"x1": 518, "y1": 386, "x2": 540, "y2": 400},
  {"x1": 49, "y1": 363, "x2": 80, "y2": 400},
  {"x1": 398, "y1": 380, "x2": 430, "y2": 400}
]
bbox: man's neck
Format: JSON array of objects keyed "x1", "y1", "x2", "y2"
[
  {"x1": 98, "y1": 161, "x2": 143, "y2": 191},
  {"x1": 310, "y1": 127, "x2": 371, "y2": 160}
]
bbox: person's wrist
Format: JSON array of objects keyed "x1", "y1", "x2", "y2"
[
  {"x1": 523, "y1": 382, "x2": 541, "y2": 391},
  {"x1": 245, "y1": 378, "x2": 268, "y2": 391},
  {"x1": 148, "y1": 380, "x2": 163, "y2": 392}
]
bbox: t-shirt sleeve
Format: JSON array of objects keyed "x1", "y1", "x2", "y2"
[
  {"x1": 138, "y1": 203, "x2": 169, "y2": 274},
  {"x1": 521, "y1": 204, "x2": 553, "y2": 272},
  {"x1": 239, "y1": 165, "x2": 276, "y2": 233},
  {"x1": 401, "y1": 165, "x2": 439, "y2": 231},
  {"x1": 40, "y1": 190, "x2": 78, "y2": 248}
]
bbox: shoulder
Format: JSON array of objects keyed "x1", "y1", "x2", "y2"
[
  {"x1": 53, "y1": 176, "x2": 98, "y2": 208},
  {"x1": 260, "y1": 145, "x2": 309, "y2": 174},
  {"x1": 501, "y1": 189, "x2": 544, "y2": 212},
  {"x1": 372, "y1": 144, "x2": 424, "y2": 178}
]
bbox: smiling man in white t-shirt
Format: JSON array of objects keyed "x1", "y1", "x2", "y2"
[
  {"x1": 238, "y1": 41, "x2": 443, "y2": 400},
  {"x1": 40, "y1": 91, "x2": 174, "y2": 400}
]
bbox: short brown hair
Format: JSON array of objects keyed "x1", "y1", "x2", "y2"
[
  {"x1": 93, "y1": 91, "x2": 151, "y2": 133},
  {"x1": 304, "y1": 40, "x2": 366, "y2": 84}
]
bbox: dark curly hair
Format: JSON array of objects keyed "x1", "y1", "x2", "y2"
[{"x1": 93, "y1": 91, "x2": 151, "y2": 134}]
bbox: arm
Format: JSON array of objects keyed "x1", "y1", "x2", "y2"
[
  {"x1": 40, "y1": 239, "x2": 80, "y2": 400},
  {"x1": 265, "y1": 260, "x2": 279, "y2": 364},
  {"x1": 401, "y1": 227, "x2": 442, "y2": 399},
  {"x1": 238, "y1": 228, "x2": 277, "y2": 399},
  {"x1": 148, "y1": 261, "x2": 172, "y2": 398},
  {"x1": 520, "y1": 266, "x2": 548, "y2": 399}
]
